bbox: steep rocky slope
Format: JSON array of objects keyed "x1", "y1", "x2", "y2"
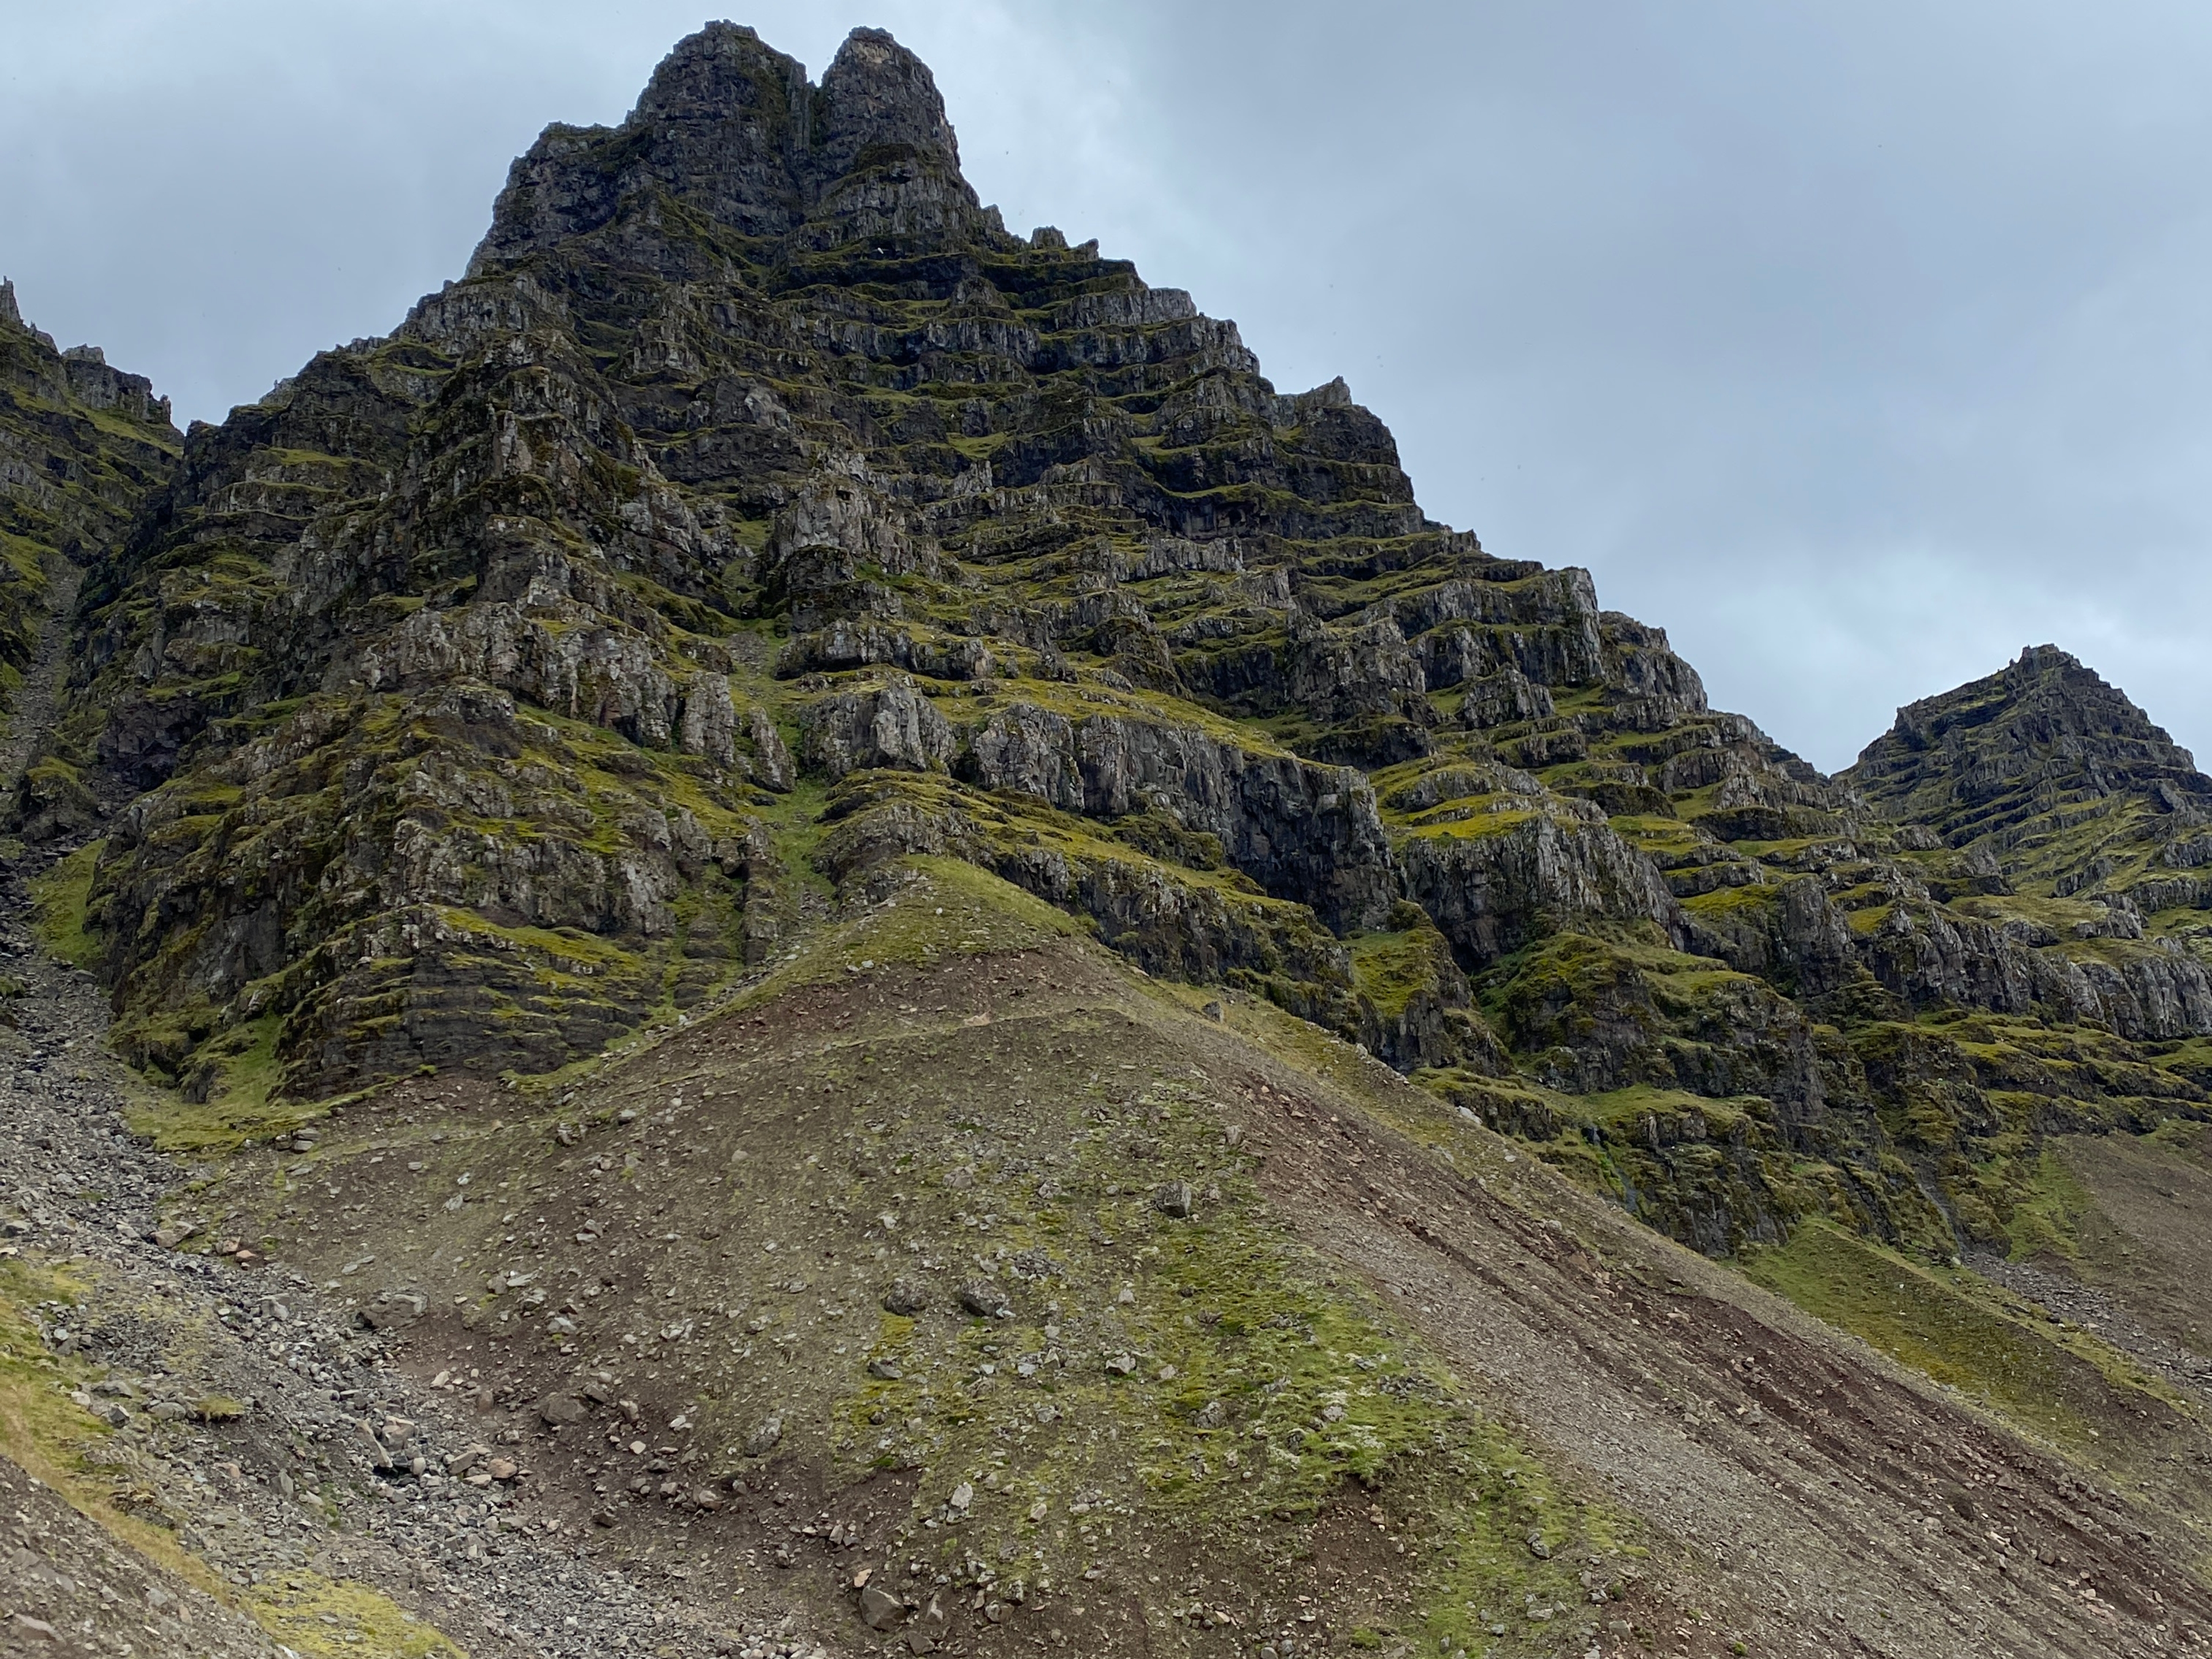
[
  {"x1": 9, "y1": 20, "x2": 2212, "y2": 1658},
  {"x1": 0, "y1": 280, "x2": 180, "y2": 839}
]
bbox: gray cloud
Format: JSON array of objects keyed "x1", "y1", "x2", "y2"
[{"x1": 5, "y1": 0, "x2": 2207, "y2": 770}]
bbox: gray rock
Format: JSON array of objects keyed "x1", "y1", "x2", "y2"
[
  {"x1": 859, "y1": 1584, "x2": 907, "y2": 1630},
  {"x1": 537, "y1": 1393, "x2": 588, "y2": 1426},
  {"x1": 956, "y1": 1281, "x2": 1012, "y2": 1319}
]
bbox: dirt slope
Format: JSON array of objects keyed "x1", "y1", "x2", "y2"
[{"x1": 150, "y1": 858, "x2": 2211, "y2": 1659}]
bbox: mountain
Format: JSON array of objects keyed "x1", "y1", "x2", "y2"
[
  {"x1": 52, "y1": 22, "x2": 2212, "y2": 1262},
  {"x1": 6, "y1": 24, "x2": 2212, "y2": 1659}
]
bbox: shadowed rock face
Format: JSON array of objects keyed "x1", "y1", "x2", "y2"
[
  {"x1": 40, "y1": 24, "x2": 2212, "y2": 1264},
  {"x1": 0, "y1": 279, "x2": 179, "y2": 838}
]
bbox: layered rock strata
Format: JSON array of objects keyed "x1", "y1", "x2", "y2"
[
  {"x1": 46, "y1": 25, "x2": 2212, "y2": 1257},
  {"x1": 0, "y1": 280, "x2": 179, "y2": 837}
]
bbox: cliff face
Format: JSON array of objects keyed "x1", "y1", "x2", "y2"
[
  {"x1": 0, "y1": 279, "x2": 179, "y2": 801},
  {"x1": 45, "y1": 24, "x2": 2212, "y2": 1260}
]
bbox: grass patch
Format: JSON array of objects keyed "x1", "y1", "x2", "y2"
[
  {"x1": 2003, "y1": 1147, "x2": 2092, "y2": 1263},
  {"x1": 32, "y1": 838, "x2": 103, "y2": 968},
  {"x1": 1740, "y1": 1219, "x2": 2179, "y2": 1457},
  {"x1": 124, "y1": 1013, "x2": 320, "y2": 1153}
]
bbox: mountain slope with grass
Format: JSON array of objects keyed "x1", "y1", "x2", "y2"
[
  {"x1": 8, "y1": 20, "x2": 2212, "y2": 1659},
  {"x1": 150, "y1": 857, "x2": 2212, "y2": 1658}
]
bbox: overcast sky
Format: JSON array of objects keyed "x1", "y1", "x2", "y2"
[{"x1": 5, "y1": 1, "x2": 2208, "y2": 772}]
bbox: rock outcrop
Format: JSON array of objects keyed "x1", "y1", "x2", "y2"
[{"x1": 0, "y1": 282, "x2": 179, "y2": 836}]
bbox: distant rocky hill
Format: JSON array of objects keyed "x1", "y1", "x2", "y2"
[{"x1": 29, "y1": 24, "x2": 2212, "y2": 1267}]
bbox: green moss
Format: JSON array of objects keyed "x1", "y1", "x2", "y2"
[
  {"x1": 1679, "y1": 884, "x2": 1776, "y2": 919},
  {"x1": 1740, "y1": 1220, "x2": 2180, "y2": 1457},
  {"x1": 244, "y1": 1574, "x2": 465, "y2": 1659},
  {"x1": 124, "y1": 1014, "x2": 313, "y2": 1153},
  {"x1": 2002, "y1": 1147, "x2": 2093, "y2": 1263},
  {"x1": 32, "y1": 839, "x2": 103, "y2": 969},
  {"x1": 1347, "y1": 929, "x2": 1435, "y2": 1021}
]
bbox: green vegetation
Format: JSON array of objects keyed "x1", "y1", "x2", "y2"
[
  {"x1": 32, "y1": 838, "x2": 102, "y2": 968},
  {"x1": 2002, "y1": 1147, "x2": 2094, "y2": 1262},
  {"x1": 1741, "y1": 1221, "x2": 2184, "y2": 1459}
]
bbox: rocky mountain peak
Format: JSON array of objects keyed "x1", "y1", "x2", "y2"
[
  {"x1": 1845, "y1": 641, "x2": 2212, "y2": 898},
  {"x1": 475, "y1": 23, "x2": 983, "y2": 268},
  {"x1": 624, "y1": 20, "x2": 806, "y2": 131},
  {"x1": 0, "y1": 277, "x2": 19, "y2": 329},
  {"x1": 813, "y1": 26, "x2": 963, "y2": 177},
  {"x1": 1850, "y1": 644, "x2": 2202, "y2": 798}
]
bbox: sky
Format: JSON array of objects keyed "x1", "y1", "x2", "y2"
[{"x1": 4, "y1": 0, "x2": 2209, "y2": 772}]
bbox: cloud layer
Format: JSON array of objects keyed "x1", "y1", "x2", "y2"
[{"x1": 6, "y1": 1, "x2": 2206, "y2": 770}]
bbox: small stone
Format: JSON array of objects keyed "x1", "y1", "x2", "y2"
[
  {"x1": 949, "y1": 1482, "x2": 974, "y2": 1511},
  {"x1": 1152, "y1": 1182, "x2": 1194, "y2": 1218},
  {"x1": 745, "y1": 1414, "x2": 785, "y2": 1457},
  {"x1": 903, "y1": 1630, "x2": 935, "y2": 1656},
  {"x1": 956, "y1": 1282, "x2": 1010, "y2": 1319},
  {"x1": 859, "y1": 1584, "x2": 907, "y2": 1630},
  {"x1": 1105, "y1": 1354, "x2": 1137, "y2": 1376},
  {"x1": 867, "y1": 1357, "x2": 904, "y2": 1380},
  {"x1": 1194, "y1": 1399, "x2": 1225, "y2": 1429},
  {"x1": 881, "y1": 1280, "x2": 929, "y2": 1316},
  {"x1": 487, "y1": 1456, "x2": 518, "y2": 1481},
  {"x1": 538, "y1": 1393, "x2": 588, "y2": 1426},
  {"x1": 1525, "y1": 1531, "x2": 1551, "y2": 1559}
]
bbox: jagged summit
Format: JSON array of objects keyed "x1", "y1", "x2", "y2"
[
  {"x1": 475, "y1": 22, "x2": 987, "y2": 267},
  {"x1": 810, "y1": 25, "x2": 965, "y2": 177},
  {"x1": 1845, "y1": 643, "x2": 2212, "y2": 864}
]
